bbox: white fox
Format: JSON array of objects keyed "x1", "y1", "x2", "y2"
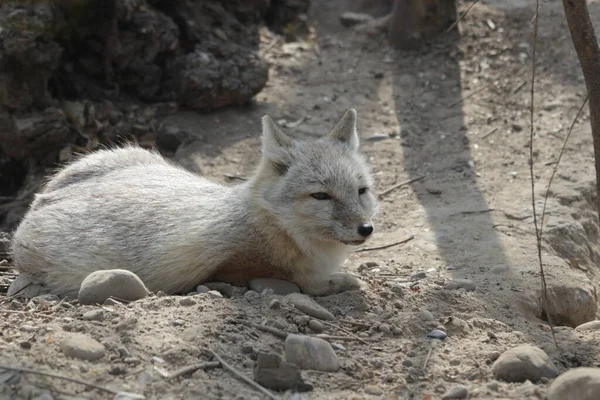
[{"x1": 9, "y1": 109, "x2": 378, "y2": 297}]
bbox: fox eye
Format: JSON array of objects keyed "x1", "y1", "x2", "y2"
[
  {"x1": 358, "y1": 187, "x2": 367, "y2": 195},
  {"x1": 311, "y1": 192, "x2": 332, "y2": 200}
]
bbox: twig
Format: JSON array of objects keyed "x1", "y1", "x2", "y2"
[
  {"x1": 0, "y1": 365, "x2": 120, "y2": 395},
  {"x1": 208, "y1": 349, "x2": 278, "y2": 400},
  {"x1": 446, "y1": 0, "x2": 481, "y2": 32},
  {"x1": 315, "y1": 334, "x2": 375, "y2": 343},
  {"x1": 449, "y1": 80, "x2": 497, "y2": 108},
  {"x1": 529, "y1": 0, "x2": 559, "y2": 350},
  {"x1": 238, "y1": 320, "x2": 288, "y2": 339},
  {"x1": 378, "y1": 176, "x2": 425, "y2": 199},
  {"x1": 353, "y1": 235, "x2": 414, "y2": 253},
  {"x1": 423, "y1": 346, "x2": 434, "y2": 373},
  {"x1": 167, "y1": 361, "x2": 221, "y2": 380},
  {"x1": 339, "y1": 320, "x2": 371, "y2": 329},
  {"x1": 481, "y1": 127, "x2": 498, "y2": 139},
  {"x1": 319, "y1": 321, "x2": 370, "y2": 345}
]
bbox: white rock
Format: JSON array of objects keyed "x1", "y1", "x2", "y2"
[
  {"x1": 575, "y1": 320, "x2": 600, "y2": 332},
  {"x1": 60, "y1": 333, "x2": 105, "y2": 361},
  {"x1": 78, "y1": 269, "x2": 148, "y2": 305},
  {"x1": 284, "y1": 334, "x2": 340, "y2": 372},
  {"x1": 286, "y1": 293, "x2": 334, "y2": 320},
  {"x1": 492, "y1": 345, "x2": 558, "y2": 382},
  {"x1": 541, "y1": 284, "x2": 597, "y2": 327},
  {"x1": 82, "y1": 309, "x2": 105, "y2": 322},
  {"x1": 548, "y1": 367, "x2": 600, "y2": 400}
]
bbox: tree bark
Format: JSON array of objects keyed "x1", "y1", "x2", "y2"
[
  {"x1": 388, "y1": 0, "x2": 457, "y2": 49},
  {"x1": 561, "y1": 0, "x2": 600, "y2": 220}
]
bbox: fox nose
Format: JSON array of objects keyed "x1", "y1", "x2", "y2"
[{"x1": 357, "y1": 223, "x2": 374, "y2": 238}]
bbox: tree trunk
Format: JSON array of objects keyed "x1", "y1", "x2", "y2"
[
  {"x1": 388, "y1": 0, "x2": 457, "y2": 49},
  {"x1": 561, "y1": 0, "x2": 600, "y2": 221}
]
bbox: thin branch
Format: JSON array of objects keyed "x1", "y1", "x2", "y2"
[
  {"x1": 0, "y1": 365, "x2": 120, "y2": 395},
  {"x1": 528, "y1": 0, "x2": 559, "y2": 350},
  {"x1": 378, "y1": 177, "x2": 425, "y2": 199},
  {"x1": 446, "y1": 0, "x2": 481, "y2": 32},
  {"x1": 208, "y1": 349, "x2": 278, "y2": 400},
  {"x1": 167, "y1": 361, "x2": 221, "y2": 380},
  {"x1": 540, "y1": 94, "x2": 589, "y2": 234},
  {"x1": 353, "y1": 235, "x2": 414, "y2": 253},
  {"x1": 237, "y1": 320, "x2": 288, "y2": 339}
]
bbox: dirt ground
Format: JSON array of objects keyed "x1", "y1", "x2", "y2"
[{"x1": 3, "y1": 0, "x2": 600, "y2": 399}]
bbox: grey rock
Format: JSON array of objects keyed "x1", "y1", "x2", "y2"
[
  {"x1": 179, "y1": 297, "x2": 196, "y2": 306},
  {"x1": 253, "y1": 352, "x2": 313, "y2": 392},
  {"x1": 445, "y1": 279, "x2": 476, "y2": 291},
  {"x1": 364, "y1": 385, "x2": 383, "y2": 395},
  {"x1": 78, "y1": 269, "x2": 148, "y2": 305},
  {"x1": 196, "y1": 285, "x2": 210, "y2": 293},
  {"x1": 548, "y1": 367, "x2": 600, "y2": 400},
  {"x1": 7, "y1": 275, "x2": 47, "y2": 298},
  {"x1": 308, "y1": 319, "x2": 324, "y2": 332},
  {"x1": 249, "y1": 278, "x2": 300, "y2": 295},
  {"x1": 286, "y1": 293, "x2": 334, "y2": 321},
  {"x1": 427, "y1": 330, "x2": 447, "y2": 340},
  {"x1": 492, "y1": 345, "x2": 559, "y2": 382},
  {"x1": 60, "y1": 333, "x2": 105, "y2": 361},
  {"x1": 442, "y1": 385, "x2": 469, "y2": 399},
  {"x1": 339, "y1": 12, "x2": 374, "y2": 27},
  {"x1": 541, "y1": 284, "x2": 597, "y2": 327},
  {"x1": 82, "y1": 309, "x2": 105, "y2": 322},
  {"x1": 284, "y1": 334, "x2": 340, "y2": 372},
  {"x1": 204, "y1": 282, "x2": 234, "y2": 298},
  {"x1": 419, "y1": 308, "x2": 435, "y2": 321},
  {"x1": 575, "y1": 320, "x2": 600, "y2": 332},
  {"x1": 207, "y1": 290, "x2": 223, "y2": 298}
]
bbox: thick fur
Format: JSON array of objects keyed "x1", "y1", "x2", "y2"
[{"x1": 10, "y1": 109, "x2": 378, "y2": 298}]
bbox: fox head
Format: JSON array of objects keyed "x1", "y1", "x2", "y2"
[{"x1": 253, "y1": 109, "x2": 378, "y2": 248}]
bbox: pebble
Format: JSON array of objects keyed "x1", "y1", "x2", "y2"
[
  {"x1": 284, "y1": 334, "x2": 340, "y2": 372},
  {"x1": 207, "y1": 290, "x2": 223, "y2": 298},
  {"x1": 249, "y1": 278, "x2": 300, "y2": 295},
  {"x1": 179, "y1": 297, "x2": 196, "y2": 306},
  {"x1": 20, "y1": 325, "x2": 36, "y2": 332},
  {"x1": 487, "y1": 381, "x2": 500, "y2": 392},
  {"x1": 378, "y1": 323, "x2": 392, "y2": 334},
  {"x1": 419, "y1": 308, "x2": 435, "y2": 321},
  {"x1": 402, "y1": 359, "x2": 413, "y2": 367},
  {"x1": 244, "y1": 290, "x2": 261, "y2": 302},
  {"x1": 308, "y1": 319, "x2": 324, "y2": 332},
  {"x1": 78, "y1": 269, "x2": 148, "y2": 305},
  {"x1": 575, "y1": 320, "x2": 600, "y2": 332},
  {"x1": 410, "y1": 271, "x2": 427, "y2": 281},
  {"x1": 427, "y1": 330, "x2": 447, "y2": 340},
  {"x1": 548, "y1": 367, "x2": 600, "y2": 400},
  {"x1": 196, "y1": 285, "x2": 210, "y2": 293},
  {"x1": 339, "y1": 11, "x2": 374, "y2": 27},
  {"x1": 60, "y1": 333, "x2": 105, "y2": 361},
  {"x1": 543, "y1": 284, "x2": 597, "y2": 327},
  {"x1": 269, "y1": 298, "x2": 282, "y2": 309},
  {"x1": 113, "y1": 392, "x2": 146, "y2": 400},
  {"x1": 286, "y1": 293, "x2": 334, "y2": 320},
  {"x1": 253, "y1": 352, "x2": 313, "y2": 392},
  {"x1": 83, "y1": 309, "x2": 105, "y2": 322},
  {"x1": 444, "y1": 279, "x2": 476, "y2": 291},
  {"x1": 293, "y1": 315, "x2": 310, "y2": 326},
  {"x1": 442, "y1": 385, "x2": 469, "y2": 399},
  {"x1": 487, "y1": 351, "x2": 502, "y2": 362},
  {"x1": 204, "y1": 282, "x2": 234, "y2": 298},
  {"x1": 117, "y1": 346, "x2": 130, "y2": 357},
  {"x1": 331, "y1": 343, "x2": 346, "y2": 351},
  {"x1": 492, "y1": 345, "x2": 559, "y2": 382},
  {"x1": 115, "y1": 317, "x2": 138, "y2": 332},
  {"x1": 364, "y1": 385, "x2": 383, "y2": 395},
  {"x1": 103, "y1": 298, "x2": 123, "y2": 306}
]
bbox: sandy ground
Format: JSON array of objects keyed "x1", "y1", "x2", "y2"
[{"x1": 3, "y1": 0, "x2": 600, "y2": 399}]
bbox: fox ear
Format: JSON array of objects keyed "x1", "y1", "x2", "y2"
[
  {"x1": 328, "y1": 108, "x2": 359, "y2": 151},
  {"x1": 261, "y1": 115, "x2": 293, "y2": 174}
]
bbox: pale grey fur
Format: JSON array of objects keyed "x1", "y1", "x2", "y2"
[{"x1": 11, "y1": 109, "x2": 378, "y2": 297}]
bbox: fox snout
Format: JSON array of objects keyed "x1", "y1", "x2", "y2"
[{"x1": 357, "y1": 223, "x2": 374, "y2": 238}]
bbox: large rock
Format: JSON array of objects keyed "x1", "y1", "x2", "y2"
[
  {"x1": 286, "y1": 293, "x2": 334, "y2": 320},
  {"x1": 284, "y1": 334, "x2": 340, "y2": 372},
  {"x1": 539, "y1": 283, "x2": 597, "y2": 327},
  {"x1": 548, "y1": 368, "x2": 600, "y2": 400},
  {"x1": 60, "y1": 333, "x2": 105, "y2": 361},
  {"x1": 492, "y1": 345, "x2": 559, "y2": 383},
  {"x1": 78, "y1": 269, "x2": 149, "y2": 305}
]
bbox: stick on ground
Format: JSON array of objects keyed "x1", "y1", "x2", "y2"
[
  {"x1": 167, "y1": 361, "x2": 221, "y2": 380},
  {"x1": 353, "y1": 235, "x2": 414, "y2": 253},
  {"x1": 378, "y1": 176, "x2": 425, "y2": 199}
]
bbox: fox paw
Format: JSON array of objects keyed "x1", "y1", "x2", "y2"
[{"x1": 300, "y1": 273, "x2": 366, "y2": 296}]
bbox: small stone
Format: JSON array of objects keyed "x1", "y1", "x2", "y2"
[
  {"x1": 60, "y1": 333, "x2": 105, "y2": 361},
  {"x1": 179, "y1": 297, "x2": 196, "y2": 306},
  {"x1": 253, "y1": 352, "x2": 313, "y2": 392},
  {"x1": 207, "y1": 290, "x2": 223, "y2": 298},
  {"x1": 378, "y1": 323, "x2": 392, "y2": 334},
  {"x1": 548, "y1": 367, "x2": 600, "y2": 400},
  {"x1": 83, "y1": 309, "x2": 105, "y2": 322},
  {"x1": 115, "y1": 317, "x2": 138, "y2": 332},
  {"x1": 249, "y1": 278, "x2": 300, "y2": 295},
  {"x1": 156, "y1": 290, "x2": 167, "y2": 297},
  {"x1": 488, "y1": 351, "x2": 502, "y2": 362},
  {"x1": 241, "y1": 343, "x2": 254, "y2": 354},
  {"x1": 331, "y1": 343, "x2": 346, "y2": 351},
  {"x1": 308, "y1": 320, "x2": 324, "y2": 332},
  {"x1": 427, "y1": 330, "x2": 447, "y2": 340},
  {"x1": 113, "y1": 392, "x2": 146, "y2": 400},
  {"x1": 419, "y1": 309, "x2": 435, "y2": 321},
  {"x1": 293, "y1": 315, "x2": 310, "y2": 326},
  {"x1": 445, "y1": 279, "x2": 476, "y2": 291},
  {"x1": 284, "y1": 334, "x2": 340, "y2": 372},
  {"x1": 204, "y1": 282, "x2": 234, "y2": 298},
  {"x1": 78, "y1": 269, "x2": 148, "y2": 305},
  {"x1": 20, "y1": 341, "x2": 32, "y2": 349},
  {"x1": 339, "y1": 11, "x2": 374, "y2": 27},
  {"x1": 117, "y1": 346, "x2": 130, "y2": 357},
  {"x1": 244, "y1": 290, "x2": 260, "y2": 302},
  {"x1": 196, "y1": 285, "x2": 210, "y2": 293},
  {"x1": 487, "y1": 381, "x2": 500, "y2": 391},
  {"x1": 402, "y1": 359, "x2": 413, "y2": 367},
  {"x1": 411, "y1": 271, "x2": 427, "y2": 281},
  {"x1": 20, "y1": 325, "x2": 36, "y2": 332},
  {"x1": 442, "y1": 385, "x2": 469, "y2": 399},
  {"x1": 286, "y1": 293, "x2": 334, "y2": 321},
  {"x1": 575, "y1": 320, "x2": 600, "y2": 332},
  {"x1": 492, "y1": 345, "x2": 559, "y2": 383},
  {"x1": 173, "y1": 319, "x2": 185, "y2": 326},
  {"x1": 364, "y1": 385, "x2": 383, "y2": 395},
  {"x1": 541, "y1": 284, "x2": 597, "y2": 327},
  {"x1": 269, "y1": 299, "x2": 282, "y2": 309},
  {"x1": 103, "y1": 298, "x2": 123, "y2": 306}
]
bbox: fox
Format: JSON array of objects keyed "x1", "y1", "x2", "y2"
[{"x1": 9, "y1": 109, "x2": 378, "y2": 298}]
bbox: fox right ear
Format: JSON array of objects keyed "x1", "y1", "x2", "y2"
[{"x1": 261, "y1": 115, "x2": 293, "y2": 174}]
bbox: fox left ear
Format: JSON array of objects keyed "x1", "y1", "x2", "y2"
[{"x1": 328, "y1": 109, "x2": 359, "y2": 151}]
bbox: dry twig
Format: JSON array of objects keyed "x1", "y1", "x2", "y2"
[
  {"x1": 378, "y1": 176, "x2": 425, "y2": 199},
  {"x1": 208, "y1": 349, "x2": 278, "y2": 400},
  {"x1": 167, "y1": 361, "x2": 221, "y2": 380},
  {"x1": 446, "y1": 0, "x2": 481, "y2": 32},
  {"x1": 353, "y1": 235, "x2": 414, "y2": 253}
]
